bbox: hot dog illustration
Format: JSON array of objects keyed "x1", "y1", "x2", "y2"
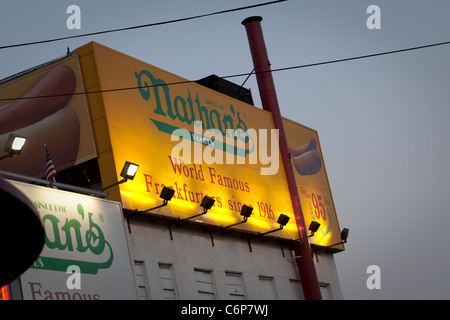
[
  {"x1": 288, "y1": 138, "x2": 322, "y2": 176},
  {"x1": 0, "y1": 66, "x2": 76, "y2": 134},
  {"x1": 0, "y1": 65, "x2": 80, "y2": 178}
]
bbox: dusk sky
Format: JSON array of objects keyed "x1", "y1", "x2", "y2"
[{"x1": 1, "y1": 0, "x2": 450, "y2": 299}]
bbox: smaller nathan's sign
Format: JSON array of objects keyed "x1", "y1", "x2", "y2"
[{"x1": 12, "y1": 180, "x2": 137, "y2": 300}]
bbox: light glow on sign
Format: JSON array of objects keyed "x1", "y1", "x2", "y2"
[
  {"x1": 78, "y1": 42, "x2": 343, "y2": 246},
  {"x1": 77, "y1": 42, "x2": 300, "y2": 239}
]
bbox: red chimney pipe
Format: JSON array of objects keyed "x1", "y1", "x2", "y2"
[{"x1": 242, "y1": 16, "x2": 322, "y2": 300}]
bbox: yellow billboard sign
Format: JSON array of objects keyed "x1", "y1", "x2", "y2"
[
  {"x1": 284, "y1": 119, "x2": 344, "y2": 250},
  {"x1": 78, "y1": 42, "x2": 298, "y2": 239}
]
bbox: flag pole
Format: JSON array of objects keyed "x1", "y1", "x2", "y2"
[{"x1": 44, "y1": 144, "x2": 58, "y2": 188}]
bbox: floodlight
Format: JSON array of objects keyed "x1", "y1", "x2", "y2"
[
  {"x1": 0, "y1": 134, "x2": 27, "y2": 160},
  {"x1": 308, "y1": 221, "x2": 320, "y2": 235},
  {"x1": 200, "y1": 195, "x2": 215, "y2": 211},
  {"x1": 327, "y1": 228, "x2": 350, "y2": 247},
  {"x1": 240, "y1": 204, "x2": 253, "y2": 220},
  {"x1": 294, "y1": 221, "x2": 321, "y2": 242},
  {"x1": 340, "y1": 228, "x2": 349, "y2": 242},
  {"x1": 247, "y1": 213, "x2": 290, "y2": 252},
  {"x1": 102, "y1": 161, "x2": 139, "y2": 191},
  {"x1": 277, "y1": 214, "x2": 290, "y2": 227},
  {"x1": 160, "y1": 186, "x2": 175, "y2": 202},
  {"x1": 120, "y1": 161, "x2": 139, "y2": 181},
  {"x1": 140, "y1": 186, "x2": 175, "y2": 211},
  {"x1": 125, "y1": 186, "x2": 175, "y2": 232},
  {"x1": 249, "y1": 213, "x2": 290, "y2": 240},
  {"x1": 177, "y1": 195, "x2": 215, "y2": 223},
  {"x1": 212, "y1": 204, "x2": 254, "y2": 234},
  {"x1": 167, "y1": 195, "x2": 216, "y2": 240},
  {"x1": 9, "y1": 136, "x2": 26, "y2": 153}
]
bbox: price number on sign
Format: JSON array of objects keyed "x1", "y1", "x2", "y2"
[
  {"x1": 257, "y1": 202, "x2": 275, "y2": 219},
  {"x1": 311, "y1": 193, "x2": 326, "y2": 221}
]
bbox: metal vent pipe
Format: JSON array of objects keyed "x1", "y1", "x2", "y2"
[{"x1": 242, "y1": 16, "x2": 322, "y2": 300}]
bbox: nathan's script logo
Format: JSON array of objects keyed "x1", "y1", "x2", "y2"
[
  {"x1": 135, "y1": 69, "x2": 249, "y2": 143},
  {"x1": 135, "y1": 69, "x2": 280, "y2": 175},
  {"x1": 31, "y1": 203, "x2": 113, "y2": 275}
]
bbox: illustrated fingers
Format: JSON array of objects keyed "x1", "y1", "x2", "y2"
[{"x1": 0, "y1": 65, "x2": 76, "y2": 135}]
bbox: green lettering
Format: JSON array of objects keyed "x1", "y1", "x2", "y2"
[
  {"x1": 61, "y1": 217, "x2": 87, "y2": 252},
  {"x1": 38, "y1": 202, "x2": 48, "y2": 210},
  {"x1": 195, "y1": 93, "x2": 210, "y2": 129},
  {"x1": 135, "y1": 68, "x2": 255, "y2": 156},
  {"x1": 135, "y1": 69, "x2": 174, "y2": 117},
  {"x1": 209, "y1": 109, "x2": 222, "y2": 133},
  {"x1": 77, "y1": 204, "x2": 106, "y2": 255},
  {"x1": 42, "y1": 215, "x2": 65, "y2": 250},
  {"x1": 174, "y1": 95, "x2": 194, "y2": 124}
]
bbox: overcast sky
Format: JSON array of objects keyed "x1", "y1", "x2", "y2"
[{"x1": 1, "y1": 0, "x2": 450, "y2": 300}]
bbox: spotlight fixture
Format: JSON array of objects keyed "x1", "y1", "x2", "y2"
[
  {"x1": 340, "y1": 228, "x2": 349, "y2": 242},
  {"x1": 159, "y1": 186, "x2": 175, "y2": 204},
  {"x1": 249, "y1": 213, "x2": 290, "y2": 239},
  {"x1": 136, "y1": 186, "x2": 175, "y2": 213},
  {"x1": 216, "y1": 204, "x2": 253, "y2": 231},
  {"x1": 327, "y1": 228, "x2": 349, "y2": 247},
  {"x1": 0, "y1": 134, "x2": 27, "y2": 160},
  {"x1": 240, "y1": 204, "x2": 253, "y2": 220},
  {"x1": 168, "y1": 196, "x2": 216, "y2": 241},
  {"x1": 208, "y1": 204, "x2": 254, "y2": 246},
  {"x1": 295, "y1": 221, "x2": 321, "y2": 241},
  {"x1": 125, "y1": 186, "x2": 175, "y2": 233},
  {"x1": 103, "y1": 161, "x2": 139, "y2": 191},
  {"x1": 247, "y1": 213, "x2": 290, "y2": 252},
  {"x1": 180, "y1": 195, "x2": 215, "y2": 222},
  {"x1": 200, "y1": 195, "x2": 215, "y2": 212},
  {"x1": 120, "y1": 161, "x2": 139, "y2": 181},
  {"x1": 277, "y1": 214, "x2": 290, "y2": 227},
  {"x1": 308, "y1": 221, "x2": 321, "y2": 237}
]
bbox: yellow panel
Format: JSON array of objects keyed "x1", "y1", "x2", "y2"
[
  {"x1": 283, "y1": 118, "x2": 344, "y2": 251},
  {"x1": 77, "y1": 42, "x2": 120, "y2": 201},
  {"x1": 77, "y1": 42, "x2": 300, "y2": 239}
]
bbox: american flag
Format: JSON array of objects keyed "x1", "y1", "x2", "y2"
[{"x1": 45, "y1": 144, "x2": 57, "y2": 185}]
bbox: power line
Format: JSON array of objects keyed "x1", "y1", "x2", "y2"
[
  {"x1": 1, "y1": 39, "x2": 450, "y2": 103},
  {"x1": 262, "y1": 40, "x2": 450, "y2": 74},
  {"x1": 0, "y1": 0, "x2": 287, "y2": 50}
]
